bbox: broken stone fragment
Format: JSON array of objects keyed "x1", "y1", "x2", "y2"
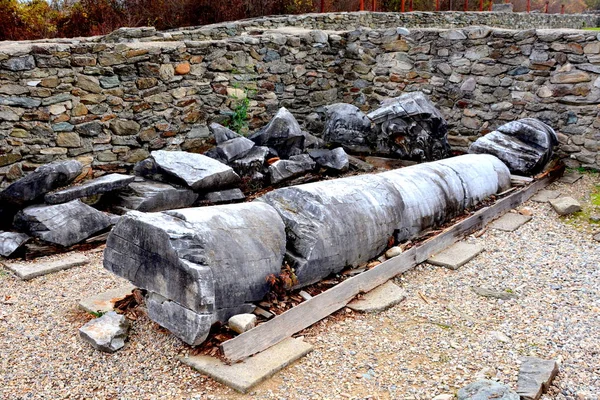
[
  {"x1": 516, "y1": 357, "x2": 559, "y2": 400},
  {"x1": 469, "y1": 118, "x2": 557, "y2": 175},
  {"x1": 79, "y1": 311, "x2": 130, "y2": 353},
  {"x1": 549, "y1": 197, "x2": 582, "y2": 216},
  {"x1": 308, "y1": 148, "x2": 349, "y2": 172},
  {"x1": 113, "y1": 179, "x2": 198, "y2": 213},
  {"x1": 44, "y1": 173, "x2": 135, "y2": 204},
  {"x1": 232, "y1": 146, "x2": 269, "y2": 177},
  {"x1": 367, "y1": 91, "x2": 451, "y2": 161},
  {"x1": 269, "y1": 154, "x2": 316, "y2": 184},
  {"x1": 216, "y1": 136, "x2": 255, "y2": 163},
  {"x1": 151, "y1": 150, "x2": 240, "y2": 191},
  {"x1": 322, "y1": 103, "x2": 375, "y2": 153},
  {"x1": 209, "y1": 122, "x2": 240, "y2": 144},
  {"x1": 228, "y1": 313, "x2": 257, "y2": 334},
  {"x1": 0, "y1": 231, "x2": 30, "y2": 257},
  {"x1": 248, "y1": 107, "x2": 306, "y2": 159},
  {"x1": 457, "y1": 380, "x2": 519, "y2": 400},
  {"x1": 132, "y1": 158, "x2": 171, "y2": 183},
  {"x1": 14, "y1": 200, "x2": 112, "y2": 247},
  {"x1": 0, "y1": 160, "x2": 83, "y2": 206},
  {"x1": 200, "y1": 188, "x2": 245, "y2": 204}
]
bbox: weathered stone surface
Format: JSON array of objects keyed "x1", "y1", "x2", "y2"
[
  {"x1": 322, "y1": 103, "x2": 374, "y2": 153},
  {"x1": 232, "y1": 146, "x2": 269, "y2": 176},
  {"x1": 114, "y1": 180, "x2": 198, "y2": 213},
  {"x1": 249, "y1": 107, "x2": 306, "y2": 159},
  {"x1": 216, "y1": 136, "x2": 255, "y2": 162},
  {"x1": 151, "y1": 150, "x2": 240, "y2": 190},
  {"x1": 110, "y1": 119, "x2": 140, "y2": 136},
  {"x1": 381, "y1": 154, "x2": 511, "y2": 241},
  {"x1": 14, "y1": 200, "x2": 111, "y2": 247},
  {"x1": 269, "y1": 154, "x2": 316, "y2": 184},
  {"x1": 45, "y1": 173, "x2": 135, "y2": 204},
  {"x1": 210, "y1": 123, "x2": 239, "y2": 144},
  {"x1": 104, "y1": 203, "x2": 286, "y2": 344},
  {"x1": 79, "y1": 311, "x2": 130, "y2": 353},
  {"x1": 308, "y1": 148, "x2": 349, "y2": 172},
  {"x1": 0, "y1": 160, "x2": 83, "y2": 206},
  {"x1": 516, "y1": 357, "x2": 559, "y2": 400},
  {"x1": 262, "y1": 154, "x2": 509, "y2": 287},
  {"x1": 0, "y1": 231, "x2": 30, "y2": 257},
  {"x1": 347, "y1": 281, "x2": 406, "y2": 313},
  {"x1": 559, "y1": 172, "x2": 583, "y2": 184},
  {"x1": 228, "y1": 313, "x2": 257, "y2": 334},
  {"x1": 201, "y1": 188, "x2": 245, "y2": 204},
  {"x1": 458, "y1": 380, "x2": 519, "y2": 400},
  {"x1": 549, "y1": 197, "x2": 582, "y2": 216},
  {"x1": 367, "y1": 92, "x2": 450, "y2": 161},
  {"x1": 469, "y1": 118, "x2": 557, "y2": 175}
]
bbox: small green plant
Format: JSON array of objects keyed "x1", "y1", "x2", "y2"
[
  {"x1": 89, "y1": 310, "x2": 106, "y2": 318},
  {"x1": 229, "y1": 94, "x2": 251, "y2": 135}
]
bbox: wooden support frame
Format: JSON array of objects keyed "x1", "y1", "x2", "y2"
[{"x1": 221, "y1": 176, "x2": 554, "y2": 362}]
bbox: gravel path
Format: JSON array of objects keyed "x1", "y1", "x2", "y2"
[{"x1": 1, "y1": 173, "x2": 599, "y2": 400}]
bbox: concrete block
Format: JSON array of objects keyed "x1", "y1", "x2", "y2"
[
  {"x1": 427, "y1": 241, "x2": 484, "y2": 270},
  {"x1": 348, "y1": 280, "x2": 406, "y2": 312},
  {"x1": 4, "y1": 253, "x2": 89, "y2": 280},
  {"x1": 490, "y1": 213, "x2": 532, "y2": 232},
  {"x1": 531, "y1": 190, "x2": 561, "y2": 203},
  {"x1": 180, "y1": 337, "x2": 313, "y2": 393},
  {"x1": 559, "y1": 172, "x2": 582, "y2": 184},
  {"x1": 79, "y1": 284, "x2": 136, "y2": 314}
]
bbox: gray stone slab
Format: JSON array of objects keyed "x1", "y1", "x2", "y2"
[
  {"x1": 516, "y1": 357, "x2": 559, "y2": 400},
  {"x1": 549, "y1": 196, "x2": 582, "y2": 216},
  {"x1": 4, "y1": 253, "x2": 89, "y2": 280},
  {"x1": 348, "y1": 280, "x2": 406, "y2": 312},
  {"x1": 79, "y1": 284, "x2": 136, "y2": 314},
  {"x1": 0, "y1": 231, "x2": 30, "y2": 257},
  {"x1": 45, "y1": 173, "x2": 135, "y2": 204},
  {"x1": 490, "y1": 213, "x2": 532, "y2": 232},
  {"x1": 531, "y1": 190, "x2": 561, "y2": 203},
  {"x1": 559, "y1": 172, "x2": 583, "y2": 184},
  {"x1": 427, "y1": 241, "x2": 484, "y2": 270},
  {"x1": 180, "y1": 337, "x2": 313, "y2": 393}
]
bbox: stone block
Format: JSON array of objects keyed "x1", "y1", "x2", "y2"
[
  {"x1": 180, "y1": 337, "x2": 313, "y2": 393},
  {"x1": 4, "y1": 253, "x2": 89, "y2": 280},
  {"x1": 427, "y1": 241, "x2": 484, "y2": 270}
]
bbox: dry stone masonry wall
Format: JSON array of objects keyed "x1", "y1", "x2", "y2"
[{"x1": 1, "y1": 11, "x2": 600, "y2": 189}]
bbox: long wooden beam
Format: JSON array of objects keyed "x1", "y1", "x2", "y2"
[{"x1": 221, "y1": 176, "x2": 553, "y2": 362}]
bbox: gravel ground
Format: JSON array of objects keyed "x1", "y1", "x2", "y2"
[{"x1": 1, "y1": 173, "x2": 599, "y2": 400}]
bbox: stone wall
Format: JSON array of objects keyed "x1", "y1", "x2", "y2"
[{"x1": 1, "y1": 12, "x2": 600, "y2": 188}]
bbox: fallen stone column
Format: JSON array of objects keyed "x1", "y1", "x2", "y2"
[
  {"x1": 261, "y1": 154, "x2": 511, "y2": 287},
  {"x1": 104, "y1": 203, "x2": 286, "y2": 345},
  {"x1": 259, "y1": 174, "x2": 405, "y2": 286}
]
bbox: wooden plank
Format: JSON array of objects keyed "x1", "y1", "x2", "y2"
[{"x1": 221, "y1": 176, "x2": 552, "y2": 362}]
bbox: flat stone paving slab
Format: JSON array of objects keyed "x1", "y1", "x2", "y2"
[
  {"x1": 559, "y1": 172, "x2": 583, "y2": 184},
  {"x1": 427, "y1": 241, "x2": 484, "y2": 270},
  {"x1": 531, "y1": 190, "x2": 561, "y2": 203},
  {"x1": 490, "y1": 213, "x2": 532, "y2": 232},
  {"x1": 4, "y1": 253, "x2": 89, "y2": 280},
  {"x1": 348, "y1": 280, "x2": 406, "y2": 312},
  {"x1": 180, "y1": 337, "x2": 313, "y2": 393},
  {"x1": 79, "y1": 284, "x2": 136, "y2": 314}
]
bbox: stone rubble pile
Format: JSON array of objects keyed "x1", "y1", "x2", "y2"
[{"x1": 104, "y1": 153, "x2": 511, "y2": 345}]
